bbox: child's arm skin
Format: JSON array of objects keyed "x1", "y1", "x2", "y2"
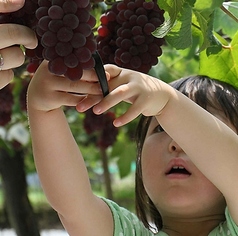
[{"x1": 27, "y1": 62, "x2": 238, "y2": 236}]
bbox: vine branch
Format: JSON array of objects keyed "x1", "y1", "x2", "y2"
[{"x1": 220, "y1": 4, "x2": 238, "y2": 23}]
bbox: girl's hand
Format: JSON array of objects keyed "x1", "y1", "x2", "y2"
[
  {"x1": 76, "y1": 64, "x2": 172, "y2": 127},
  {"x1": 27, "y1": 61, "x2": 103, "y2": 112},
  {"x1": 0, "y1": 0, "x2": 38, "y2": 89}
]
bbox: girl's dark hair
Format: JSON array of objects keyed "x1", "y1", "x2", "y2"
[{"x1": 135, "y1": 75, "x2": 238, "y2": 232}]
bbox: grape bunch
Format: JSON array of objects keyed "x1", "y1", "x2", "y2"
[
  {"x1": 83, "y1": 109, "x2": 118, "y2": 149},
  {"x1": 96, "y1": 0, "x2": 165, "y2": 73},
  {"x1": 36, "y1": 0, "x2": 97, "y2": 80},
  {"x1": 0, "y1": 0, "x2": 97, "y2": 80}
]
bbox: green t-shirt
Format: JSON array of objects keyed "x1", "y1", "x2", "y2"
[{"x1": 102, "y1": 198, "x2": 238, "y2": 236}]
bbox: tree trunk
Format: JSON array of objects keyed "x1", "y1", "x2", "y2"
[
  {"x1": 100, "y1": 147, "x2": 113, "y2": 200},
  {"x1": 0, "y1": 148, "x2": 40, "y2": 236}
]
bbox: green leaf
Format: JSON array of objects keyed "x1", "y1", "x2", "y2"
[
  {"x1": 193, "y1": 0, "x2": 224, "y2": 51},
  {"x1": 193, "y1": 0, "x2": 223, "y2": 11},
  {"x1": 199, "y1": 31, "x2": 238, "y2": 89},
  {"x1": 154, "y1": 0, "x2": 184, "y2": 38},
  {"x1": 111, "y1": 136, "x2": 136, "y2": 178},
  {"x1": 155, "y1": 0, "x2": 224, "y2": 51},
  {"x1": 165, "y1": 3, "x2": 193, "y2": 49}
]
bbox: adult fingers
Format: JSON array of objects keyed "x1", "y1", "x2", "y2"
[
  {"x1": 0, "y1": 0, "x2": 25, "y2": 13},
  {"x1": 0, "y1": 46, "x2": 25, "y2": 70},
  {"x1": 0, "y1": 24, "x2": 37, "y2": 49}
]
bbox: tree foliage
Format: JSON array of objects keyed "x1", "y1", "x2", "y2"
[{"x1": 153, "y1": 0, "x2": 238, "y2": 88}]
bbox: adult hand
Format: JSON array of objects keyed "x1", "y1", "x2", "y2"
[
  {"x1": 0, "y1": 0, "x2": 37, "y2": 89},
  {"x1": 0, "y1": 0, "x2": 25, "y2": 13}
]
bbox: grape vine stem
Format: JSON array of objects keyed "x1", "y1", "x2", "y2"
[{"x1": 220, "y1": 5, "x2": 238, "y2": 23}]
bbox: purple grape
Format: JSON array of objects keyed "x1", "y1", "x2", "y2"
[
  {"x1": 48, "y1": 5, "x2": 64, "y2": 19},
  {"x1": 55, "y1": 42, "x2": 73, "y2": 57},
  {"x1": 48, "y1": 57, "x2": 67, "y2": 75},
  {"x1": 64, "y1": 53, "x2": 79, "y2": 68},
  {"x1": 42, "y1": 31, "x2": 57, "y2": 47},
  {"x1": 70, "y1": 33, "x2": 86, "y2": 48},
  {"x1": 63, "y1": 1, "x2": 78, "y2": 14},
  {"x1": 63, "y1": 14, "x2": 79, "y2": 29},
  {"x1": 57, "y1": 27, "x2": 73, "y2": 42},
  {"x1": 48, "y1": 19, "x2": 64, "y2": 32},
  {"x1": 38, "y1": 16, "x2": 51, "y2": 30}
]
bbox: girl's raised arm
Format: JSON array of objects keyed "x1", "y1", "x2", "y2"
[
  {"x1": 27, "y1": 61, "x2": 113, "y2": 236},
  {"x1": 157, "y1": 89, "x2": 238, "y2": 223}
]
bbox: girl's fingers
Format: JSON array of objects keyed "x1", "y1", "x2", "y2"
[
  {"x1": 104, "y1": 64, "x2": 122, "y2": 79},
  {"x1": 81, "y1": 68, "x2": 101, "y2": 83},
  {"x1": 55, "y1": 76, "x2": 102, "y2": 95},
  {"x1": 93, "y1": 83, "x2": 136, "y2": 114},
  {"x1": 76, "y1": 95, "x2": 102, "y2": 112},
  {"x1": 113, "y1": 100, "x2": 143, "y2": 127},
  {"x1": 58, "y1": 92, "x2": 87, "y2": 107},
  {"x1": 36, "y1": 62, "x2": 102, "y2": 95}
]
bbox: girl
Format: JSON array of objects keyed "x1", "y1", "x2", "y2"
[{"x1": 27, "y1": 61, "x2": 238, "y2": 236}]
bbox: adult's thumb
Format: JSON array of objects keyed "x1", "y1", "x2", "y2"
[{"x1": 0, "y1": 0, "x2": 25, "y2": 13}]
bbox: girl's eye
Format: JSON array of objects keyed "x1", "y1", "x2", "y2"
[{"x1": 153, "y1": 125, "x2": 164, "y2": 133}]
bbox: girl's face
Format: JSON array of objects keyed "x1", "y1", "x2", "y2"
[{"x1": 141, "y1": 112, "x2": 234, "y2": 220}]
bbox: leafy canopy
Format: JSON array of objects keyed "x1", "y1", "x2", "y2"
[{"x1": 154, "y1": 0, "x2": 238, "y2": 88}]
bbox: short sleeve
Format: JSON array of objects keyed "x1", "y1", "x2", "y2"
[
  {"x1": 209, "y1": 207, "x2": 238, "y2": 235},
  {"x1": 102, "y1": 198, "x2": 156, "y2": 236}
]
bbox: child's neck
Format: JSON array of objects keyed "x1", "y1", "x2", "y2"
[{"x1": 162, "y1": 214, "x2": 225, "y2": 236}]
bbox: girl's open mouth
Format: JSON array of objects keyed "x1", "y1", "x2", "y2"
[{"x1": 166, "y1": 165, "x2": 191, "y2": 179}]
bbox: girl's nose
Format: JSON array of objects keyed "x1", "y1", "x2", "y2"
[{"x1": 168, "y1": 139, "x2": 183, "y2": 153}]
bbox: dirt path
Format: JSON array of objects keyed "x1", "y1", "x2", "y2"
[{"x1": 0, "y1": 229, "x2": 69, "y2": 236}]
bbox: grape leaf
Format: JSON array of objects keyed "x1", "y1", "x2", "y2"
[
  {"x1": 111, "y1": 133, "x2": 136, "y2": 179},
  {"x1": 115, "y1": 142, "x2": 136, "y2": 178},
  {"x1": 193, "y1": 0, "x2": 224, "y2": 52},
  {"x1": 165, "y1": 3, "x2": 193, "y2": 49},
  {"x1": 155, "y1": 0, "x2": 225, "y2": 51},
  {"x1": 199, "y1": 31, "x2": 238, "y2": 88},
  {"x1": 154, "y1": 0, "x2": 185, "y2": 38}
]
